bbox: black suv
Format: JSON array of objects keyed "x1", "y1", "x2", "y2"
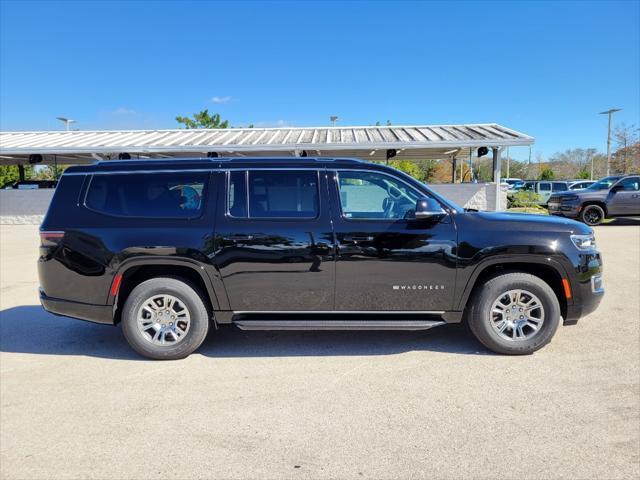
[
  {"x1": 548, "y1": 175, "x2": 640, "y2": 225},
  {"x1": 39, "y1": 158, "x2": 604, "y2": 359}
]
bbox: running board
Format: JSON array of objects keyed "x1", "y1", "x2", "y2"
[{"x1": 233, "y1": 320, "x2": 446, "y2": 331}]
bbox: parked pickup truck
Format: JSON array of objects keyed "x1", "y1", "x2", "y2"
[
  {"x1": 39, "y1": 158, "x2": 604, "y2": 359},
  {"x1": 548, "y1": 175, "x2": 640, "y2": 225}
]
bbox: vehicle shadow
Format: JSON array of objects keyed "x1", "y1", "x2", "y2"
[
  {"x1": 600, "y1": 217, "x2": 640, "y2": 226},
  {"x1": 0, "y1": 305, "x2": 491, "y2": 360}
]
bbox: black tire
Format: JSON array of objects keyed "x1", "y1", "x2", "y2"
[
  {"x1": 580, "y1": 204, "x2": 605, "y2": 226},
  {"x1": 467, "y1": 272, "x2": 560, "y2": 355},
  {"x1": 121, "y1": 276, "x2": 210, "y2": 360}
]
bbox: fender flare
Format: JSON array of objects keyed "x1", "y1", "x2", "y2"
[
  {"x1": 455, "y1": 255, "x2": 572, "y2": 311},
  {"x1": 109, "y1": 257, "x2": 228, "y2": 311}
]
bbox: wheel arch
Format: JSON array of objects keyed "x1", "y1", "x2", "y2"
[
  {"x1": 111, "y1": 259, "x2": 221, "y2": 324},
  {"x1": 458, "y1": 258, "x2": 570, "y2": 321},
  {"x1": 581, "y1": 200, "x2": 608, "y2": 216}
]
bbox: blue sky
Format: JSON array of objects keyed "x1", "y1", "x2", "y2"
[{"x1": 1, "y1": 0, "x2": 638, "y2": 160}]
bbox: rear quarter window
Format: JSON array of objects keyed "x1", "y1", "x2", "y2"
[{"x1": 85, "y1": 172, "x2": 208, "y2": 218}]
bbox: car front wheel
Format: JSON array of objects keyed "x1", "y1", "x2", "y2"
[
  {"x1": 467, "y1": 272, "x2": 561, "y2": 355},
  {"x1": 121, "y1": 277, "x2": 210, "y2": 360},
  {"x1": 580, "y1": 204, "x2": 605, "y2": 226}
]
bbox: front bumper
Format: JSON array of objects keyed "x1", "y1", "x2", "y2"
[
  {"x1": 563, "y1": 252, "x2": 605, "y2": 325},
  {"x1": 548, "y1": 201, "x2": 581, "y2": 218},
  {"x1": 40, "y1": 289, "x2": 113, "y2": 325}
]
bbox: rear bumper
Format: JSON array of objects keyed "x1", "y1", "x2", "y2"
[{"x1": 40, "y1": 290, "x2": 113, "y2": 325}]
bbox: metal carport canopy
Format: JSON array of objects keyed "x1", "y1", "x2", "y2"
[{"x1": 0, "y1": 123, "x2": 533, "y2": 165}]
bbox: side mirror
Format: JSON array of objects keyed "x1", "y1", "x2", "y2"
[
  {"x1": 414, "y1": 197, "x2": 445, "y2": 220},
  {"x1": 611, "y1": 185, "x2": 623, "y2": 193}
]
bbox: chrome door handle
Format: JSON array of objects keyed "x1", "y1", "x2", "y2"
[{"x1": 343, "y1": 235, "x2": 374, "y2": 242}]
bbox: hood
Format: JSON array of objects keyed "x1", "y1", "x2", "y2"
[
  {"x1": 470, "y1": 211, "x2": 591, "y2": 234},
  {"x1": 551, "y1": 189, "x2": 607, "y2": 200}
]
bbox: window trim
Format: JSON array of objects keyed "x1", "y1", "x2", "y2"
[
  {"x1": 333, "y1": 169, "x2": 441, "y2": 222},
  {"x1": 82, "y1": 172, "x2": 209, "y2": 220},
  {"x1": 225, "y1": 168, "x2": 321, "y2": 221}
]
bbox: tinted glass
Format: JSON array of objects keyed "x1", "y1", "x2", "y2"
[
  {"x1": 337, "y1": 171, "x2": 421, "y2": 219},
  {"x1": 617, "y1": 177, "x2": 640, "y2": 191},
  {"x1": 235, "y1": 170, "x2": 319, "y2": 218},
  {"x1": 539, "y1": 183, "x2": 551, "y2": 191},
  {"x1": 552, "y1": 183, "x2": 568, "y2": 191},
  {"x1": 228, "y1": 170, "x2": 248, "y2": 217},
  {"x1": 588, "y1": 176, "x2": 622, "y2": 190},
  {"x1": 86, "y1": 172, "x2": 208, "y2": 218}
]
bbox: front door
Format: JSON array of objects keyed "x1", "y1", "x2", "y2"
[
  {"x1": 608, "y1": 176, "x2": 640, "y2": 215},
  {"x1": 214, "y1": 168, "x2": 335, "y2": 311},
  {"x1": 328, "y1": 169, "x2": 458, "y2": 312}
]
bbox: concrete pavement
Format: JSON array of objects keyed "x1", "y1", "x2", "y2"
[{"x1": 1, "y1": 223, "x2": 638, "y2": 479}]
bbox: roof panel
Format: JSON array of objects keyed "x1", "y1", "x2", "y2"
[{"x1": 0, "y1": 123, "x2": 534, "y2": 160}]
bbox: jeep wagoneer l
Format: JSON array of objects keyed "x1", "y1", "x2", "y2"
[{"x1": 38, "y1": 158, "x2": 604, "y2": 359}]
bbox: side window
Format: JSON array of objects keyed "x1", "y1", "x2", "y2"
[
  {"x1": 616, "y1": 177, "x2": 640, "y2": 191},
  {"x1": 539, "y1": 183, "x2": 551, "y2": 192},
  {"x1": 337, "y1": 170, "x2": 421, "y2": 220},
  {"x1": 552, "y1": 183, "x2": 568, "y2": 192},
  {"x1": 228, "y1": 171, "x2": 248, "y2": 217},
  {"x1": 227, "y1": 170, "x2": 319, "y2": 219},
  {"x1": 85, "y1": 172, "x2": 208, "y2": 218}
]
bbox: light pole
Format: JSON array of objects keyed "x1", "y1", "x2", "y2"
[
  {"x1": 599, "y1": 108, "x2": 621, "y2": 176},
  {"x1": 330, "y1": 116, "x2": 338, "y2": 127},
  {"x1": 56, "y1": 117, "x2": 77, "y2": 131}
]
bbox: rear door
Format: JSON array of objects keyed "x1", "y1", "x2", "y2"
[
  {"x1": 538, "y1": 182, "x2": 552, "y2": 203},
  {"x1": 327, "y1": 169, "x2": 457, "y2": 312},
  {"x1": 214, "y1": 168, "x2": 335, "y2": 312},
  {"x1": 552, "y1": 182, "x2": 569, "y2": 193}
]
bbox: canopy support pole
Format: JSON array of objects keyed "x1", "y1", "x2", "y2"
[
  {"x1": 18, "y1": 164, "x2": 25, "y2": 181},
  {"x1": 451, "y1": 156, "x2": 457, "y2": 183},
  {"x1": 493, "y1": 147, "x2": 502, "y2": 211}
]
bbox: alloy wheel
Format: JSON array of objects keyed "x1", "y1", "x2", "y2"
[
  {"x1": 583, "y1": 206, "x2": 602, "y2": 225},
  {"x1": 490, "y1": 289, "x2": 545, "y2": 341},
  {"x1": 136, "y1": 294, "x2": 191, "y2": 345}
]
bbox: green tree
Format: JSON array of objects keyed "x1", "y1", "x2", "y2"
[
  {"x1": 33, "y1": 165, "x2": 69, "y2": 180},
  {"x1": 390, "y1": 160, "x2": 421, "y2": 179},
  {"x1": 576, "y1": 169, "x2": 591, "y2": 179},
  {"x1": 539, "y1": 167, "x2": 555, "y2": 180},
  {"x1": 175, "y1": 109, "x2": 229, "y2": 129},
  {"x1": 0, "y1": 165, "x2": 33, "y2": 188}
]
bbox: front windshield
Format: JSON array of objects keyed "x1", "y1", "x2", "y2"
[{"x1": 587, "y1": 176, "x2": 622, "y2": 190}]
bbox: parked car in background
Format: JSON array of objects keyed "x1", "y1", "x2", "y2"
[
  {"x1": 501, "y1": 178, "x2": 525, "y2": 192},
  {"x1": 548, "y1": 175, "x2": 640, "y2": 225},
  {"x1": 522, "y1": 181, "x2": 570, "y2": 204},
  {"x1": 38, "y1": 157, "x2": 604, "y2": 359},
  {"x1": 2, "y1": 179, "x2": 57, "y2": 189},
  {"x1": 568, "y1": 180, "x2": 595, "y2": 190}
]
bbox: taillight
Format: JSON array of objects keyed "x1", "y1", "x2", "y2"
[{"x1": 40, "y1": 231, "x2": 65, "y2": 247}]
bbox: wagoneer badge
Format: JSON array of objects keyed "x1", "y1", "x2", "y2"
[{"x1": 393, "y1": 285, "x2": 445, "y2": 290}]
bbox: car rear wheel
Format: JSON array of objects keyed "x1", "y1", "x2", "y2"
[
  {"x1": 121, "y1": 277, "x2": 210, "y2": 360},
  {"x1": 580, "y1": 204, "x2": 605, "y2": 226},
  {"x1": 467, "y1": 272, "x2": 560, "y2": 355}
]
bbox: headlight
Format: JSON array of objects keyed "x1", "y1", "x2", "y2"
[
  {"x1": 561, "y1": 195, "x2": 579, "y2": 202},
  {"x1": 571, "y1": 233, "x2": 596, "y2": 250}
]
